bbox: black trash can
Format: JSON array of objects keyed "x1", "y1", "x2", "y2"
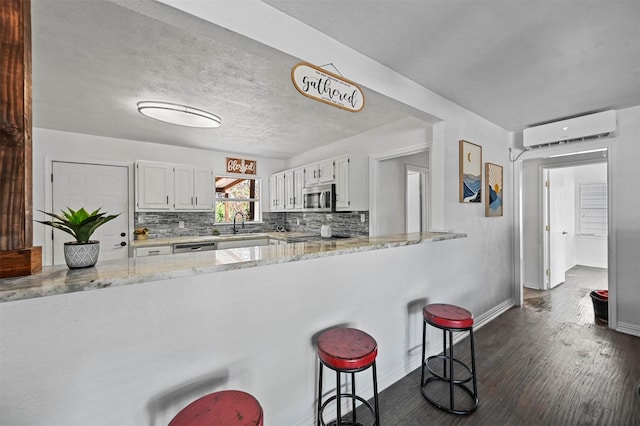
[{"x1": 590, "y1": 290, "x2": 608, "y2": 322}]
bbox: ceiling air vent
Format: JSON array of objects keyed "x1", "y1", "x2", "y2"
[{"x1": 523, "y1": 110, "x2": 616, "y2": 148}]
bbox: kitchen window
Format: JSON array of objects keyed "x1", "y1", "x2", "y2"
[{"x1": 215, "y1": 176, "x2": 261, "y2": 223}]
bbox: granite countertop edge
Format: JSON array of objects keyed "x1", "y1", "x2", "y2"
[{"x1": 0, "y1": 232, "x2": 467, "y2": 303}]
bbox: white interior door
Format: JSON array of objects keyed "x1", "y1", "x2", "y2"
[
  {"x1": 547, "y1": 169, "x2": 567, "y2": 289},
  {"x1": 52, "y1": 161, "x2": 129, "y2": 265},
  {"x1": 406, "y1": 166, "x2": 429, "y2": 233}
]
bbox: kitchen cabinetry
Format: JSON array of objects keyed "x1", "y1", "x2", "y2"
[
  {"x1": 174, "y1": 165, "x2": 213, "y2": 210},
  {"x1": 133, "y1": 245, "x2": 172, "y2": 257},
  {"x1": 136, "y1": 161, "x2": 172, "y2": 210},
  {"x1": 136, "y1": 161, "x2": 213, "y2": 212},
  {"x1": 271, "y1": 168, "x2": 304, "y2": 211},
  {"x1": 293, "y1": 167, "x2": 304, "y2": 209},
  {"x1": 334, "y1": 156, "x2": 350, "y2": 209},
  {"x1": 304, "y1": 159, "x2": 334, "y2": 186},
  {"x1": 269, "y1": 173, "x2": 285, "y2": 211},
  {"x1": 270, "y1": 155, "x2": 350, "y2": 211}
]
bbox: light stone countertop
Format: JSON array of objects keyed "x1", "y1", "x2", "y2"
[
  {"x1": 0, "y1": 232, "x2": 466, "y2": 303},
  {"x1": 129, "y1": 231, "x2": 313, "y2": 248}
]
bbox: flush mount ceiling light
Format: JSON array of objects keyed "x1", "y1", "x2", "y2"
[{"x1": 137, "y1": 101, "x2": 222, "y2": 128}]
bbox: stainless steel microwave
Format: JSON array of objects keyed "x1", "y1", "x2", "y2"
[{"x1": 303, "y1": 184, "x2": 336, "y2": 212}]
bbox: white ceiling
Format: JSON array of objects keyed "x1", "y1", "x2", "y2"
[
  {"x1": 263, "y1": 0, "x2": 640, "y2": 130},
  {"x1": 31, "y1": 0, "x2": 640, "y2": 159}
]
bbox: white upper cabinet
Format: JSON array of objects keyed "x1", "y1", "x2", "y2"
[
  {"x1": 270, "y1": 155, "x2": 349, "y2": 211},
  {"x1": 283, "y1": 170, "x2": 295, "y2": 209},
  {"x1": 334, "y1": 156, "x2": 350, "y2": 209},
  {"x1": 173, "y1": 165, "x2": 196, "y2": 210},
  {"x1": 193, "y1": 167, "x2": 214, "y2": 209},
  {"x1": 174, "y1": 165, "x2": 213, "y2": 210},
  {"x1": 318, "y1": 159, "x2": 335, "y2": 184},
  {"x1": 269, "y1": 172, "x2": 285, "y2": 211},
  {"x1": 136, "y1": 161, "x2": 172, "y2": 210},
  {"x1": 293, "y1": 167, "x2": 304, "y2": 209},
  {"x1": 136, "y1": 161, "x2": 213, "y2": 211},
  {"x1": 304, "y1": 159, "x2": 335, "y2": 187},
  {"x1": 303, "y1": 164, "x2": 319, "y2": 186}
]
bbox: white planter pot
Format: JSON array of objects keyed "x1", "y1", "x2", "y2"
[{"x1": 64, "y1": 241, "x2": 100, "y2": 269}]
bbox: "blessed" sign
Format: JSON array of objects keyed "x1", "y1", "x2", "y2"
[
  {"x1": 291, "y1": 62, "x2": 365, "y2": 112},
  {"x1": 226, "y1": 157, "x2": 256, "y2": 174}
]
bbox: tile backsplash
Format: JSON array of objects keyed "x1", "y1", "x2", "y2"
[{"x1": 135, "y1": 211, "x2": 369, "y2": 239}]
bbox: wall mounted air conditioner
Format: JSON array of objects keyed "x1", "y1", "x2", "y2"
[{"x1": 522, "y1": 110, "x2": 616, "y2": 148}]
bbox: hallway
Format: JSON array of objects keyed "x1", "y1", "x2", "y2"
[{"x1": 374, "y1": 266, "x2": 639, "y2": 425}]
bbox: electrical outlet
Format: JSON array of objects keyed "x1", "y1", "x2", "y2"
[
  {"x1": 361, "y1": 214, "x2": 365, "y2": 223},
  {"x1": 296, "y1": 218, "x2": 300, "y2": 225},
  {"x1": 138, "y1": 216, "x2": 144, "y2": 224},
  {"x1": 178, "y1": 221, "x2": 184, "y2": 229}
]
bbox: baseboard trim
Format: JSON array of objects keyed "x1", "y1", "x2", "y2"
[
  {"x1": 473, "y1": 298, "x2": 515, "y2": 331},
  {"x1": 294, "y1": 299, "x2": 516, "y2": 425},
  {"x1": 615, "y1": 321, "x2": 640, "y2": 337}
]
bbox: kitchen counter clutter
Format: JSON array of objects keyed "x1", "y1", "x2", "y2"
[{"x1": 0, "y1": 232, "x2": 466, "y2": 303}]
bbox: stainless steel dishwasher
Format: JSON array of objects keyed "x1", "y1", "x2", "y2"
[{"x1": 172, "y1": 241, "x2": 217, "y2": 254}]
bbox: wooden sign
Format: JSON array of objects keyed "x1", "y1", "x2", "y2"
[
  {"x1": 226, "y1": 157, "x2": 256, "y2": 174},
  {"x1": 291, "y1": 62, "x2": 365, "y2": 112}
]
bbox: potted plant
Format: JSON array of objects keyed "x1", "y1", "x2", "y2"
[
  {"x1": 36, "y1": 207, "x2": 121, "y2": 269},
  {"x1": 133, "y1": 227, "x2": 149, "y2": 240}
]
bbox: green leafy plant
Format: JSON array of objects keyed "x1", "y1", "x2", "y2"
[{"x1": 36, "y1": 207, "x2": 121, "y2": 243}]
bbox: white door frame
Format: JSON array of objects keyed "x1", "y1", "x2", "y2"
[
  {"x1": 43, "y1": 157, "x2": 134, "y2": 265},
  {"x1": 513, "y1": 140, "x2": 616, "y2": 328}
]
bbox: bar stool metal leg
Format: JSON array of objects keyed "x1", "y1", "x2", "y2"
[
  {"x1": 316, "y1": 327, "x2": 379, "y2": 426},
  {"x1": 421, "y1": 303, "x2": 479, "y2": 415}
]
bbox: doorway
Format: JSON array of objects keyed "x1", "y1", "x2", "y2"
[
  {"x1": 369, "y1": 148, "x2": 430, "y2": 236},
  {"x1": 541, "y1": 161, "x2": 608, "y2": 292},
  {"x1": 49, "y1": 161, "x2": 130, "y2": 265},
  {"x1": 519, "y1": 147, "x2": 610, "y2": 325}
]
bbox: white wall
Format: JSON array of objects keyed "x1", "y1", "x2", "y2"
[
  {"x1": 609, "y1": 106, "x2": 640, "y2": 334},
  {"x1": 376, "y1": 151, "x2": 429, "y2": 235},
  {"x1": 32, "y1": 128, "x2": 285, "y2": 262},
  {"x1": 519, "y1": 106, "x2": 640, "y2": 335},
  {"x1": 0, "y1": 240, "x2": 513, "y2": 426}
]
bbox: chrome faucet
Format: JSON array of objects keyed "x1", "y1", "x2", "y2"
[{"x1": 232, "y1": 211, "x2": 245, "y2": 234}]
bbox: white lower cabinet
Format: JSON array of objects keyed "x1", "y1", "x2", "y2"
[{"x1": 134, "y1": 245, "x2": 172, "y2": 257}]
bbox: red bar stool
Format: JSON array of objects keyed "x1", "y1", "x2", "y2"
[
  {"x1": 316, "y1": 327, "x2": 380, "y2": 426},
  {"x1": 169, "y1": 390, "x2": 263, "y2": 426},
  {"x1": 421, "y1": 303, "x2": 478, "y2": 415}
]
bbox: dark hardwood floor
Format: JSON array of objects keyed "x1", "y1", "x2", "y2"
[{"x1": 369, "y1": 266, "x2": 640, "y2": 425}]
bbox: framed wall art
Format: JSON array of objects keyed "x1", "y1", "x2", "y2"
[
  {"x1": 485, "y1": 162, "x2": 503, "y2": 217},
  {"x1": 459, "y1": 140, "x2": 482, "y2": 203}
]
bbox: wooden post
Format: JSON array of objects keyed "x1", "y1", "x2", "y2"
[{"x1": 0, "y1": 0, "x2": 42, "y2": 278}]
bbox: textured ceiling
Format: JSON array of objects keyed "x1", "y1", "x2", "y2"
[
  {"x1": 31, "y1": 0, "x2": 435, "y2": 159},
  {"x1": 32, "y1": 0, "x2": 640, "y2": 159},
  {"x1": 263, "y1": 0, "x2": 640, "y2": 131}
]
